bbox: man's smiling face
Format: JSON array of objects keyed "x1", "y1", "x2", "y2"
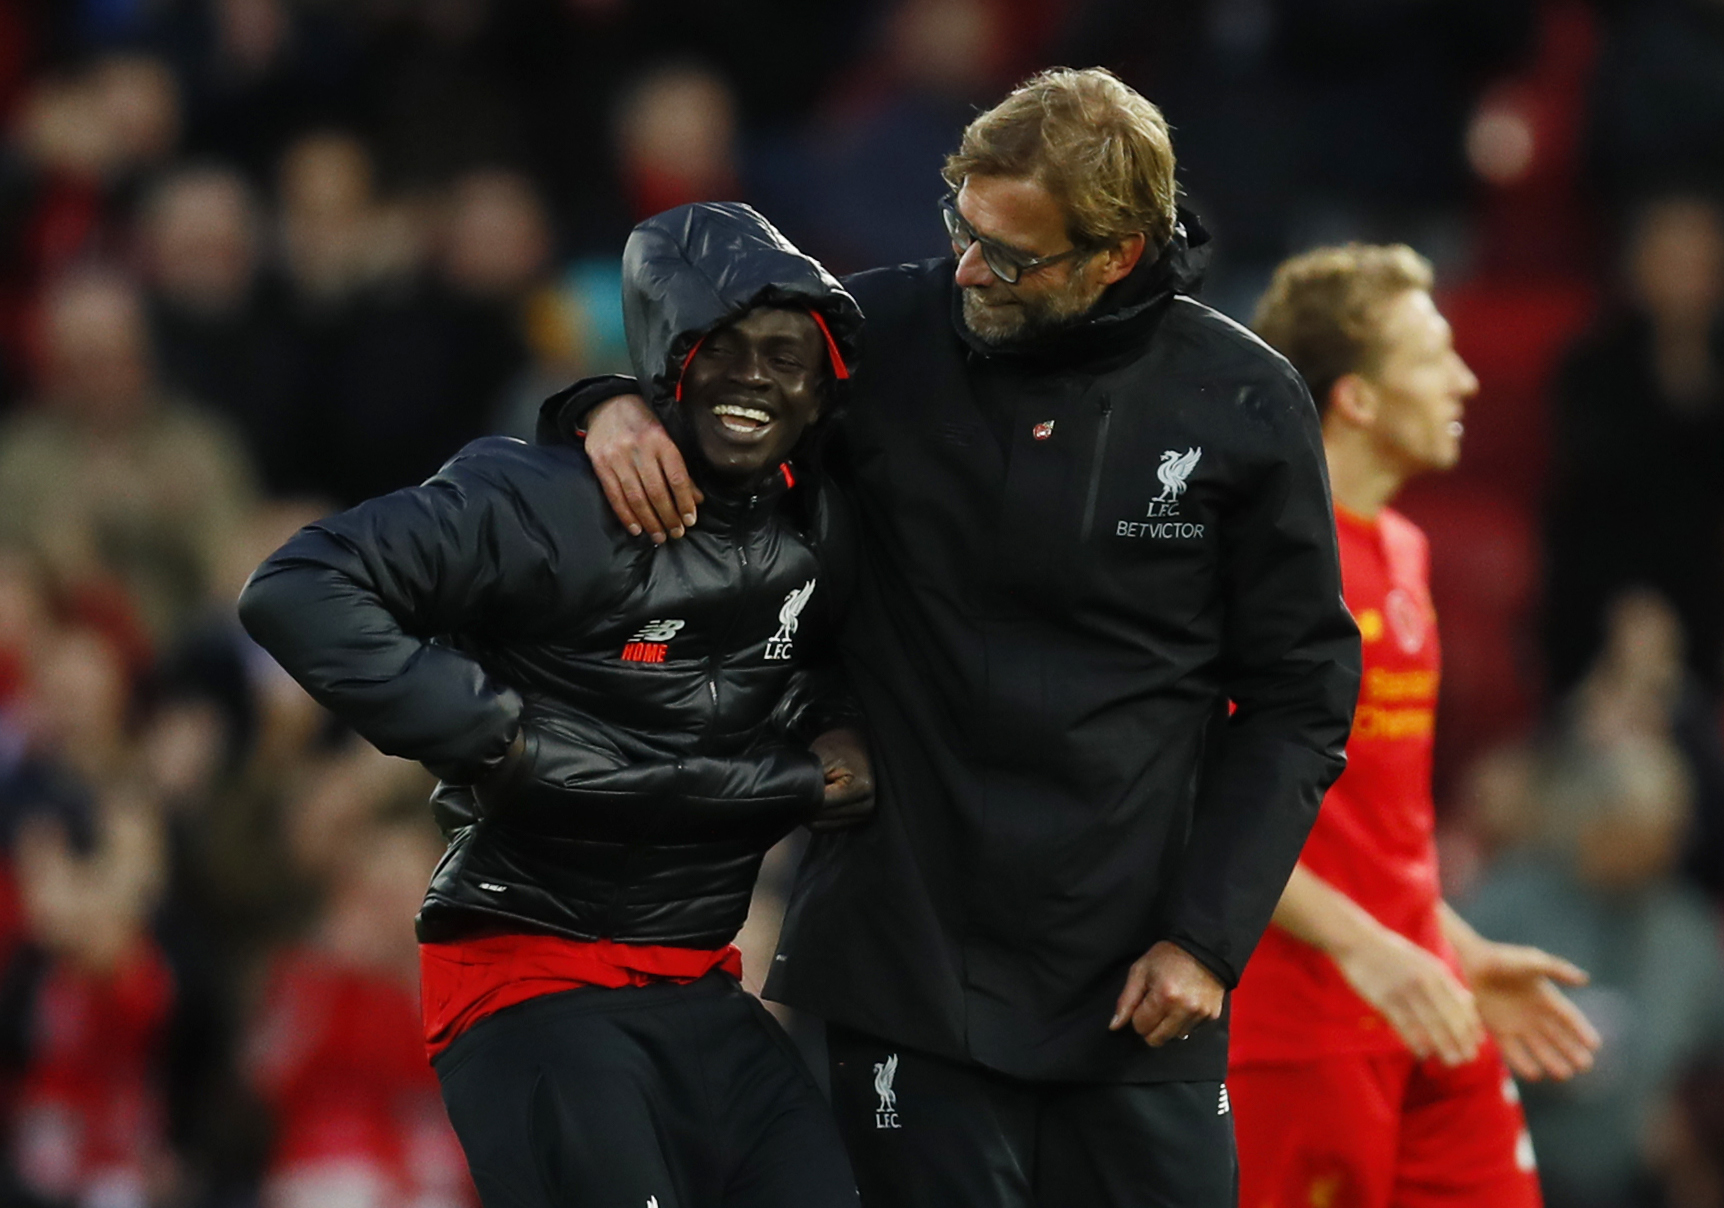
[{"x1": 679, "y1": 307, "x2": 827, "y2": 482}]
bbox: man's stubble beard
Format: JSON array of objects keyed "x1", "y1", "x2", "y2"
[{"x1": 959, "y1": 270, "x2": 1108, "y2": 347}]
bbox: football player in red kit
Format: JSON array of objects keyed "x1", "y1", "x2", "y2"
[{"x1": 1229, "y1": 245, "x2": 1602, "y2": 1208}]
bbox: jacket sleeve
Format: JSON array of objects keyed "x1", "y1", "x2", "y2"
[
  {"x1": 1165, "y1": 376, "x2": 1361, "y2": 988},
  {"x1": 237, "y1": 443, "x2": 596, "y2": 782}
]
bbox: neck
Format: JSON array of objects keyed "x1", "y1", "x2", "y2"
[{"x1": 1322, "y1": 425, "x2": 1406, "y2": 520}]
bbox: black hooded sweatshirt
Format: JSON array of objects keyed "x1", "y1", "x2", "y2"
[
  {"x1": 236, "y1": 203, "x2": 863, "y2": 949},
  {"x1": 754, "y1": 211, "x2": 1361, "y2": 1083}
]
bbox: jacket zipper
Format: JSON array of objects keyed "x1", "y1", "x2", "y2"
[
  {"x1": 1079, "y1": 394, "x2": 1113, "y2": 542},
  {"x1": 700, "y1": 495, "x2": 759, "y2": 752}
]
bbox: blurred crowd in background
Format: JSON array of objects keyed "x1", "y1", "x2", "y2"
[{"x1": 0, "y1": 1, "x2": 1719, "y2": 1206}]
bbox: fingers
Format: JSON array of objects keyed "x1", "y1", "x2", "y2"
[
  {"x1": 1531, "y1": 952, "x2": 1590, "y2": 987},
  {"x1": 822, "y1": 772, "x2": 870, "y2": 808},
  {"x1": 592, "y1": 462, "x2": 648, "y2": 538},
  {"x1": 1378, "y1": 998, "x2": 1439, "y2": 1062},
  {"x1": 609, "y1": 459, "x2": 671, "y2": 542},
  {"x1": 1385, "y1": 975, "x2": 1482, "y2": 1067},
  {"x1": 809, "y1": 799, "x2": 873, "y2": 831},
  {"x1": 660, "y1": 451, "x2": 703, "y2": 529},
  {"x1": 1426, "y1": 985, "x2": 1484, "y2": 1066},
  {"x1": 1519, "y1": 1026, "x2": 1579, "y2": 1081},
  {"x1": 1534, "y1": 987, "x2": 1600, "y2": 1076},
  {"x1": 1139, "y1": 1000, "x2": 1200, "y2": 1047},
  {"x1": 1499, "y1": 1034, "x2": 1543, "y2": 1081},
  {"x1": 1110, "y1": 961, "x2": 1151, "y2": 1031},
  {"x1": 630, "y1": 450, "x2": 688, "y2": 541},
  {"x1": 1114, "y1": 946, "x2": 1224, "y2": 1046}
]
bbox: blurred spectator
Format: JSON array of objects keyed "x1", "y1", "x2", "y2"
[
  {"x1": 139, "y1": 164, "x2": 305, "y2": 495},
  {"x1": 0, "y1": 617, "x2": 182, "y2": 1208},
  {"x1": 276, "y1": 131, "x2": 392, "y2": 310},
  {"x1": 1566, "y1": 590, "x2": 1724, "y2": 903},
  {"x1": 0, "y1": 546, "x2": 51, "y2": 713},
  {"x1": 767, "y1": 0, "x2": 1014, "y2": 272},
  {"x1": 1655, "y1": 1057, "x2": 1724, "y2": 1208},
  {"x1": 0, "y1": 268, "x2": 257, "y2": 645},
  {"x1": 9, "y1": 782, "x2": 175, "y2": 1208},
  {"x1": 1462, "y1": 732, "x2": 1724, "y2": 1208},
  {"x1": 614, "y1": 61, "x2": 742, "y2": 221},
  {"x1": 1439, "y1": 740, "x2": 1545, "y2": 901},
  {"x1": 1544, "y1": 196, "x2": 1724, "y2": 696},
  {"x1": 273, "y1": 135, "x2": 529, "y2": 504},
  {"x1": 244, "y1": 811, "x2": 472, "y2": 1208},
  {"x1": 0, "y1": 52, "x2": 185, "y2": 341},
  {"x1": 1588, "y1": 0, "x2": 1724, "y2": 203},
  {"x1": 167, "y1": 0, "x2": 362, "y2": 183}
]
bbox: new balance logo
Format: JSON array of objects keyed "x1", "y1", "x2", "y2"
[
  {"x1": 873, "y1": 1054, "x2": 900, "y2": 1129},
  {"x1": 1218, "y1": 1084, "x2": 1231, "y2": 1116},
  {"x1": 622, "y1": 619, "x2": 686, "y2": 663}
]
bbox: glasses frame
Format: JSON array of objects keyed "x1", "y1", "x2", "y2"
[{"x1": 939, "y1": 194, "x2": 1095, "y2": 285}]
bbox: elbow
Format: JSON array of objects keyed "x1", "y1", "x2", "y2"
[{"x1": 235, "y1": 564, "x2": 291, "y2": 649}]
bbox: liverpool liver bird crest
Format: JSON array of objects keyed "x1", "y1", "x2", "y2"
[{"x1": 1154, "y1": 447, "x2": 1202, "y2": 502}]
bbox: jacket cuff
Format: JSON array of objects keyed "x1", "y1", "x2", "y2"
[
  {"x1": 537, "y1": 375, "x2": 641, "y2": 445},
  {"x1": 1164, "y1": 934, "x2": 1238, "y2": 991}
]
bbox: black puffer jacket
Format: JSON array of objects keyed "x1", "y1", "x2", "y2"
[{"x1": 238, "y1": 202, "x2": 863, "y2": 948}]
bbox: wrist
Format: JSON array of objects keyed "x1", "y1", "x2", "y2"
[{"x1": 1327, "y1": 912, "x2": 1397, "y2": 966}]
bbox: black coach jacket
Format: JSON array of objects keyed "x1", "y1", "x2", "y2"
[
  {"x1": 762, "y1": 212, "x2": 1361, "y2": 1082},
  {"x1": 238, "y1": 203, "x2": 863, "y2": 950}
]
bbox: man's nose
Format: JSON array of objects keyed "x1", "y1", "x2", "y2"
[
  {"x1": 953, "y1": 242, "x2": 998, "y2": 289},
  {"x1": 1455, "y1": 355, "x2": 1480, "y2": 398},
  {"x1": 731, "y1": 347, "x2": 771, "y2": 386}
]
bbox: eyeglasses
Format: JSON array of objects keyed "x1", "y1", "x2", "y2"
[{"x1": 939, "y1": 194, "x2": 1094, "y2": 285}]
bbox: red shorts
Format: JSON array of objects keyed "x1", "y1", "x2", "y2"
[{"x1": 1229, "y1": 1043, "x2": 1541, "y2": 1208}]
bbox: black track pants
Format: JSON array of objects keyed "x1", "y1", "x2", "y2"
[
  {"x1": 435, "y1": 975, "x2": 859, "y2": 1208},
  {"x1": 827, "y1": 1024, "x2": 1238, "y2": 1208}
]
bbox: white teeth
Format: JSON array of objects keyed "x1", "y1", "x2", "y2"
[{"x1": 712, "y1": 404, "x2": 773, "y2": 424}]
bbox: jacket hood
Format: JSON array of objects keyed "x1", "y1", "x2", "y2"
[
  {"x1": 622, "y1": 202, "x2": 864, "y2": 409},
  {"x1": 952, "y1": 205, "x2": 1213, "y2": 367}
]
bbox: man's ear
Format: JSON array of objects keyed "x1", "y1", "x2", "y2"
[
  {"x1": 1327, "y1": 373, "x2": 1378, "y2": 428},
  {"x1": 1096, "y1": 232, "x2": 1147, "y2": 286}
]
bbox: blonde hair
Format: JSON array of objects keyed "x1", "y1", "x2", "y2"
[
  {"x1": 943, "y1": 67, "x2": 1178, "y2": 249},
  {"x1": 1253, "y1": 244, "x2": 1434, "y2": 412}
]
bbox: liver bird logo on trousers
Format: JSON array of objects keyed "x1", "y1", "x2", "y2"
[{"x1": 1155, "y1": 447, "x2": 1202, "y2": 502}]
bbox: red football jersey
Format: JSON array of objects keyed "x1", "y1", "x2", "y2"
[{"x1": 1231, "y1": 504, "x2": 1457, "y2": 1063}]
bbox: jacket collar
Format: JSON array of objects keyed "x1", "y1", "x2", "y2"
[
  {"x1": 685, "y1": 456, "x2": 793, "y2": 534},
  {"x1": 950, "y1": 207, "x2": 1212, "y2": 370}
]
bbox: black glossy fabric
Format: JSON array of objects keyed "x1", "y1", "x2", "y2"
[{"x1": 239, "y1": 203, "x2": 860, "y2": 949}]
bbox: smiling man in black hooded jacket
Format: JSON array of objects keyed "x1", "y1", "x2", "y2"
[
  {"x1": 580, "y1": 69, "x2": 1362, "y2": 1208},
  {"x1": 237, "y1": 203, "x2": 869, "y2": 1208}
]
